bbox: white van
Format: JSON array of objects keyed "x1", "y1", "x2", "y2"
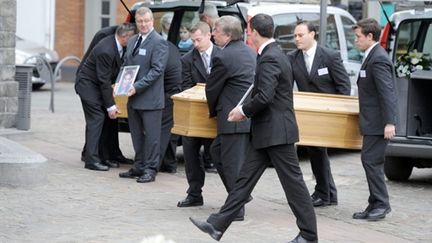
[{"x1": 245, "y1": 4, "x2": 361, "y2": 96}]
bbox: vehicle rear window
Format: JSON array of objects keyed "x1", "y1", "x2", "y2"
[{"x1": 394, "y1": 19, "x2": 432, "y2": 60}]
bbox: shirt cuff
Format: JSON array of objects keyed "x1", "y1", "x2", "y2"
[
  {"x1": 239, "y1": 105, "x2": 246, "y2": 116},
  {"x1": 107, "y1": 105, "x2": 117, "y2": 112}
]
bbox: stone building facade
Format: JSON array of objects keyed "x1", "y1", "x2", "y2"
[{"x1": 0, "y1": 0, "x2": 18, "y2": 128}]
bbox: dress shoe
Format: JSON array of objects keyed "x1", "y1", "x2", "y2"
[
  {"x1": 177, "y1": 196, "x2": 204, "y2": 207},
  {"x1": 352, "y1": 205, "x2": 373, "y2": 219},
  {"x1": 189, "y1": 217, "x2": 222, "y2": 241},
  {"x1": 288, "y1": 233, "x2": 317, "y2": 243},
  {"x1": 233, "y1": 215, "x2": 244, "y2": 221},
  {"x1": 102, "y1": 160, "x2": 120, "y2": 168},
  {"x1": 84, "y1": 162, "x2": 109, "y2": 171},
  {"x1": 115, "y1": 155, "x2": 134, "y2": 164},
  {"x1": 366, "y1": 207, "x2": 391, "y2": 221},
  {"x1": 136, "y1": 173, "x2": 155, "y2": 183},
  {"x1": 119, "y1": 168, "x2": 142, "y2": 178},
  {"x1": 311, "y1": 194, "x2": 330, "y2": 207}
]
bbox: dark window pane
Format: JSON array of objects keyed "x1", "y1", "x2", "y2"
[
  {"x1": 101, "y1": 18, "x2": 110, "y2": 28},
  {"x1": 102, "y1": 1, "x2": 110, "y2": 15}
]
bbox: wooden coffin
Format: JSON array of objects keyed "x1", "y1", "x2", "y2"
[
  {"x1": 294, "y1": 92, "x2": 362, "y2": 149},
  {"x1": 171, "y1": 83, "x2": 217, "y2": 138},
  {"x1": 114, "y1": 95, "x2": 128, "y2": 118}
]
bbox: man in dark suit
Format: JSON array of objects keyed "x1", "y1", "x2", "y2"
[
  {"x1": 158, "y1": 41, "x2": 182, "y2": 174},
  {"x1": 77, "y1": 24, "x2": 135, "y2": 167},
  {"x1": 75, "y1": 24, "x2": 135, "y2": 171},
  {"x1": 190, "y1": 14, "x2": 317, "y2": 243},
  {"x1": 352, "y1": 18, "x2": 397, "y2": 221},
  {"x1": 205, "y1": 16, "x2": 256, "y2": 220},
  {"x1": 118, "y1": 7, "x2": 169, "y2": 183},
  {"x1": 177, "y1": 21, "x2": 221, "y2": 208},
  {"x1": 288, "y1": 20, "x2": 351, "y2": 207}
]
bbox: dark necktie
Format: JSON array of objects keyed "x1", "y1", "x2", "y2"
[
  {"x1": 132, "y1": 36, "x2": 142, "y2": 56},
  {"x1": 121, "y1": 46, "x2": 126, "y2": 60}
]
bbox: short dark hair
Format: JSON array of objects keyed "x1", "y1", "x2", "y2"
[
  {"x1": 249, "y1": 14, "x2": 274, "y2": 38},
  {"x1": 353, "y1": 18, "x2": 381, "y2": 42},
  {"x1": 296, "y1": 20, "x2": 318, "y2": 34},
  {"x1": 116, "y1": 23, "x2": 136, "y2": 36},
  {"x1": 190, "y1": 21, "x2": 211, "y2": 35}
]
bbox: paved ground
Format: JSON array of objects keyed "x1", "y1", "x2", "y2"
[{"x1": 1, "y1": 82, "x2": 432, "y2": 243}]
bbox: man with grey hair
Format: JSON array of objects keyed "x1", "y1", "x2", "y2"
[
  {"x1": 160, "y1": 12, "x2": 173, "y2": 40},
  {"x1": 118, "y1": 7, "x2": 169, "y2": 183},
  {"x1": 204, "y1": 15, "x2": 256, "y2": 221},
  {"x1": 199, "y1": 3, "x2": 219, "y2": 29}
]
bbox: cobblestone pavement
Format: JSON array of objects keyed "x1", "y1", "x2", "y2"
[{"x1": 1, "y1": 82, "x2": 432, "y2": 243}]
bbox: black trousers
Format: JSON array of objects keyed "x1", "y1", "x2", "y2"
[
  {"x1": 159, "y1": 98, "x2": 178, "y2": 170},
  {"x1": 207, "y1": 143, "x2": 318, "y2": 241},
  {"x1": 183, "y1": 136, "x2": 213, "y2": 198},
  {"x1": 307, "y1": 146, "x2": 337, "y2": 201},
  {"x1": 80, "y1": 99, "x2": 105, "y2": 163},
  {"x1": 361, "y1": 135, "x2": 390, "y2": 209}
]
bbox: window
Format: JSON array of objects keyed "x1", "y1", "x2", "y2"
[
  {"x1": 341, "y1": 16, "x2": 362, "y2": 62},
  {"x1": 395, "y1": 20, "x2": 421, "y2": 59},
  {"x1": 101, "y1": 0, "x2": 111, "y2": 28},
  {"x1": 177, "y1": 11, "x2": 198, "y2": 51}
]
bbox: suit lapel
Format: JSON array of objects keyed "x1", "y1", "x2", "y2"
[
  {"x1": 192, "y1": 49, "x2": 207, "y2": 79},
  {"x1": 111, "y1": 36, "x2": 122, "y2": 66},
  {"x1": 309, "y1": 46, "x2": 322, "y2": 80}
]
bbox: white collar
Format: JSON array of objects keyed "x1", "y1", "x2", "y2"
[
  {"x1": 201, "y1": 43, "x2": 214, "y2": 56},
  {"x1": 363, "y1": 42, "x2": 379, "y2": 61},
  {"x1": 258, "y1": 38, "x2": 275, "y2": 55},
  {"x1": 303, "y1": 41, "x2": 317, "y2": 59},
  {"x1": 115, "y1": 35, "x2": 122, "y2": 53}
]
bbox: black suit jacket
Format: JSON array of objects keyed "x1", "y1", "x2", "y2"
[
  {"x1": 205, "y1": 40, "x2": 256, "y2": 135},
  {"x1": 76, "y1": 25, "x2": 117, "y2": 76},
  {"x1": 75, "y1": 35, "x2": 121, "y2": 108},
  {"x1": 164, "y1": 41, "x2": 182, "y2": 98},
  {"x1": 181, "y1": 45, "x2": 221, "y2": 90},
  {"x1": 357, "y1": 44, "x2": 398, "y2": 135},
  {"x1": 288, "y1": 45, "x2": 351, "y2": 95},
  {"x1": 242, "y1": 42, "x2": 299, "y2": 149}
]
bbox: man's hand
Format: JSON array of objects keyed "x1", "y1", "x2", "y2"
[
  {"x1": 108, "y1": 108, "x2": 120, "y2": 119},
  {"x1": 127, "y1": 86, "x2": 136, "y2": 97},
  {"x1": 228, "y1": 106, "x2": 246, "y2": 122},
  {"x1": 384, "y1": 124, "x2": 396, "y2": 140}
]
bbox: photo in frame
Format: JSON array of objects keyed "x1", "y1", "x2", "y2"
[{"x1": 114, "y1": 65, "x2": 140, "y2": 96}]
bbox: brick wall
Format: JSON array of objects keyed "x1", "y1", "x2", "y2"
[
  {"x1": 0, "y1": 0, "x2": 18, "y2": 128},
  {"x1": 55, "y1": 0, "x2": 84, "y2": 62}
]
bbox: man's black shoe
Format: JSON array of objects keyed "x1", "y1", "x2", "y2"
[
  {"x1": 288, "y1": 233, "x2": 317, "y2": 243},
  {"x1": 102, "y1": 160, "x2": 120, "y2": 168},
  {"x1": 311, "y1": 194, "x2": 332, "y2": 207},
  {"x1": 205, "y1": 167, "x2": 218, "y2": 173},
  {"x1": 136, "y1": 173, "x2": 155, "y2": 183},
  {"x1": 115, "y1": 155, "x2": 134, "y2": 164},
  {"x1": 366, "y1": 207, "x2": 391, "y2": 221},
  {"x1": 233, "y1": 215, "x2": 244, "y2": 221},
  {"x1": 353, "y1": 205, "x2": 373, "y2": 219},
  {"x1": 189, "y1": 217, "x2": 222, "y2": 241},
  {"x1": 177, "y1": 196, "x2": 203, "y2": 207},
  {"x1": 84, "y1": 162, "x2": 109, "y2": 171},
  {"x1": 119, "y1": 169, "x2": 142, "y2": 178}
]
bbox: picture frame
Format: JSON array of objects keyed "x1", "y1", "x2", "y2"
[{"x1": 114, "y1": 65, "x2": 140, "y2": 96}]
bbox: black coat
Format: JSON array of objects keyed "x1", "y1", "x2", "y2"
[{"x1": 75, "y1": 35, "x2": 122, "y2": 108}]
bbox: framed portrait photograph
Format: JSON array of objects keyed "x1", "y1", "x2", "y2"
[{"x1": 114, "y1": 65, "x2": 140, "y2": 96}]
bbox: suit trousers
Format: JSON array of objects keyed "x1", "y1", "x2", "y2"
[
  {"x1": 210, "y1": 133, "x2": 249, "y2": 193},
  {"x1": 80, "y1": 99, "x2": 105, "y2": 163},
  {"x1": 182, "y1": 136, "x2": 211, "y2": 198},
  {"x1": 128, "y1": 108, "x2": 163, "y2": 176},
  {"x1": 99, "y1": 116, "x2": 123, "y2": 160},
  {"x1": 361, "y1": 135, "x2": 390, "y2": 209},
  {"x1": 207, "y1": 143, "x2": 317, "y2": 241},
  {"x1": 307, "y1": 146, "x2": 337, "y2": 201},
  {"x1": 159, "y1": 98, "x2": 178, "y2": 170}
]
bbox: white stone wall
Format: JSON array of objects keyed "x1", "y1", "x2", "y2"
[{"x1": 0, "y1": 0, "x2": 18, "y2": 128}]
